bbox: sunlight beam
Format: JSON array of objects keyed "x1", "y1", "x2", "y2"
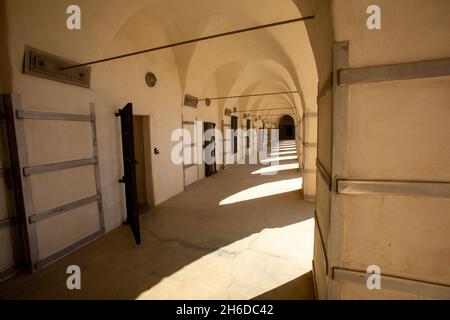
[
  {"x1": 135, "y1": 218, "x2": 314, "y2": 300},
  {"x1": 260, "y1": 155, "x2": 297, "y2": 163},
  {"x1": 219, "y1": 177, "x2": 302, "y2": 205},
  {"x1": 270, "y1": 147, "x2": 297, "y2": 151},
  {"x1": 269, "y1": 150, "x2": 297, "y2": 156},
  {"x1": 251, "y1": 163, "x2": 299, "y2": 175}
]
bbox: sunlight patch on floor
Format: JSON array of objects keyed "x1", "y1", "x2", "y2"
[
  {"x1": 251, "y1": 163, "x2": 299, "y2": 175},
  {"x1": 271, "y1": 150, "x2": 296, "y2": 154},
  {"x1": 219, "y1": 177, "x2": 302, "y2": 205},
  {"x1": 271, "y1": 146, "x2": 296, "y2": 151},
  {"x1": 136, "y1": 218, "x2": 314, "y2": 300},
  {"x1": 269, "y1": 150, "x2": 297, "y2": 156},
  {"x1": 260, "y1": 155, "x2": 298, "y2": 163}
]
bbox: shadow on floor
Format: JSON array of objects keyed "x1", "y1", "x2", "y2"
[
  {"x1": 252, "y1": 271, "x2": 315, "y2": 300},
  {"x1": 0, "y1": 157, "x2": 315, "y2": 299}
]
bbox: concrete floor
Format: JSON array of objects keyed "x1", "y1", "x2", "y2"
[{"x1": 0, "y1": 141, "x2": 315, "y2": 299}]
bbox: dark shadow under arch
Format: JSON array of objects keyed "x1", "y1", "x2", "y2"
[{"x1": 279, "y1": 115, "x2": 295, "y2": 140}]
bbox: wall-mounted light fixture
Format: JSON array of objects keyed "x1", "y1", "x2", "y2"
[
  {"x1": 205, "y1": 98, "x2": 211, "y2": 106},
  {"x1": 145, "y1": 72, "x2": 157, "y2": 87}
]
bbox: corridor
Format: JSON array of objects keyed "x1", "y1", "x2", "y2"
[
  {"x1": 0, "y1": 141, "x2": 315, "y2": 300},
  {"x1": 1, "y1": 0, "x2": 448, "y2": 301}
]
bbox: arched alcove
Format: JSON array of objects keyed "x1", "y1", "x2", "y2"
[{"x1": 279, "y1": 115, "x2": 296, "y2": 140}]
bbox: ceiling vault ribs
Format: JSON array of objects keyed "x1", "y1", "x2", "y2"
[
  {"x1": 235, "y1": 107, "x2": 293, "y2": 113},
  {"x1": 61, "y1": 16, "x2": 315, "y2": 70},
  {"x1": 199, "y1": 90, "x2": 299, "y2": 102}
]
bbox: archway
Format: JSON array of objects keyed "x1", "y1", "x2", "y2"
[{"x1": 278, "y1": 115, "x2": 296, "y2": 140}]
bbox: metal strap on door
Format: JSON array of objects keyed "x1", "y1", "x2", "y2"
[{"x1": 2, "y1": 94, "x2": 105, "y2": 271}]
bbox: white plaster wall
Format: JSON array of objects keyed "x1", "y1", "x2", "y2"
[
  {"x1": 332, "y1": 0, "x2": 450, "y2": 299},
  {"x1": 0, "y1": 0, "x2": 186, "y2": 262}
]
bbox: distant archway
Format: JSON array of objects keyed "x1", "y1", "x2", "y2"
[{"x1": 279, "y1": 115, "x2": 295, "y2": 140}]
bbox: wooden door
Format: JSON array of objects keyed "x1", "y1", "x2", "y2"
[{"x1": 117, "y1": 103, "x2": 141, "y2": 245}]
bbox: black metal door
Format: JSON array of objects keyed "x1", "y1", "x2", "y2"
[
  {"x1": 116, "y1": 103, "x2": 141, "y2": 245},
  {"x1": 231, "y1": 116, "x2": 238, "y2": 154},
  {"x1": 204, "y1": 122, "x2": 217, "y2": 177},
  {"x1": 246, "y1": 119, "x2": 251, "y2": 149}
]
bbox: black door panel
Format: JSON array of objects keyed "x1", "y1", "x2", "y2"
[{"x1": 116, "y1": 103, "x2": 141, "y2": 245}]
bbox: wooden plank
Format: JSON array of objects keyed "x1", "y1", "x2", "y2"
[
  {"x1": 337, "y1": 179, "x2": 450, "y2": 198},
  {"x1": 23, "y1": 158, "x2": 97, "y2": 176},
  {"x1": 327, "y1": 41, "x2": 350, "y2": 299},
  {"x1": 0, "y1": 265, "x2": 20, "y2": 282},
  {"x1": 16, "y1": 110, "x2": 93, "y2": 122},
  {"x1": 0, "y1": 218, "x2": 15, "y2": 228},
  {"x1": 317, "y1": 72, "x2": 333, "y2": 103},
  {"x1": 23, "y1": 46, "x2": 91, "y2": 89},
  {"x1": 339, "y1": 58, "x2": 450, "y2": 86},
  {"x1": 29, "y1": 194, "x2": 100, "y2": 224},
  {"x1": 333, "y1": 268, "x2": 450, "y2": 299},
  {"x1": 34, "y1": 230, "x2": 103, "y2": 270},
  {"x1": 2, "y1": 94, "x2": 38, "y2": 272},
  {"x1": 311, "y1": 260, "x2": 319, "y2": 300},
  {"x1": 316, "y1": 158, "x2": 332, "y2": 191},
  {"x1": 314, "y1": 210, "x2": 329, "y2": 275},
  {"x1": 90, "y1": 103, "x2": 105, "y2": 233}
]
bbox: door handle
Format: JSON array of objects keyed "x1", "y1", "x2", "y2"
[{"x1": 119, "y1": 176, "x2": 126, "y2": 184}]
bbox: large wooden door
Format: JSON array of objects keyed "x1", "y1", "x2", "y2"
[
  {"x1": 117, "y1": 103, "x2": 141, "y2": 245},
  {"x1": 246, "y1": 119, "x2": 251, "y2": 149},
  {"x1": 1, "y1": 95, "x2": 105, "y2": 272},
  {"x1": 203, "y1": 122, "x2": 216, "y2": 177},
  {"x1": 0, "y1": 95, "x2": 26, "y2": 278},
  {"x1": 231, "y1": 116, "x2": 238, "y2": 154}
]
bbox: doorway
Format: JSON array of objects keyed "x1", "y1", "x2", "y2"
[
  {"x1": 231, "y1": 116, "x2": 238, "y2": 154},
  {"x1": 246, "y1": 119, "x2": 251, "y2": 149},
  {"x1": 203, "y1": 122, "x2": 217, "y2": 177},
  {"x1": 133, "y1": 115, "x2": 154, "y2": 215},
  {"x1": 279, "y1": 115, "x2": 295, "y2": 140}
]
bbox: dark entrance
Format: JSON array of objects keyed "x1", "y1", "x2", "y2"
[
  {"x1": 116, "y1": 103, "x2": 141, "y2": 245},
  {"x1": 246, "y1": 119, "x2": 251, "y2": 148},
  {"x1": 231, "y1": 116, "x2": 238, "y2": 154},
  {"x1": 279, "y1": 115, "x2": 295, "y2": 140},
  {"x1": 204, "y1": 122, "x2": 217, "y2": 177}
]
